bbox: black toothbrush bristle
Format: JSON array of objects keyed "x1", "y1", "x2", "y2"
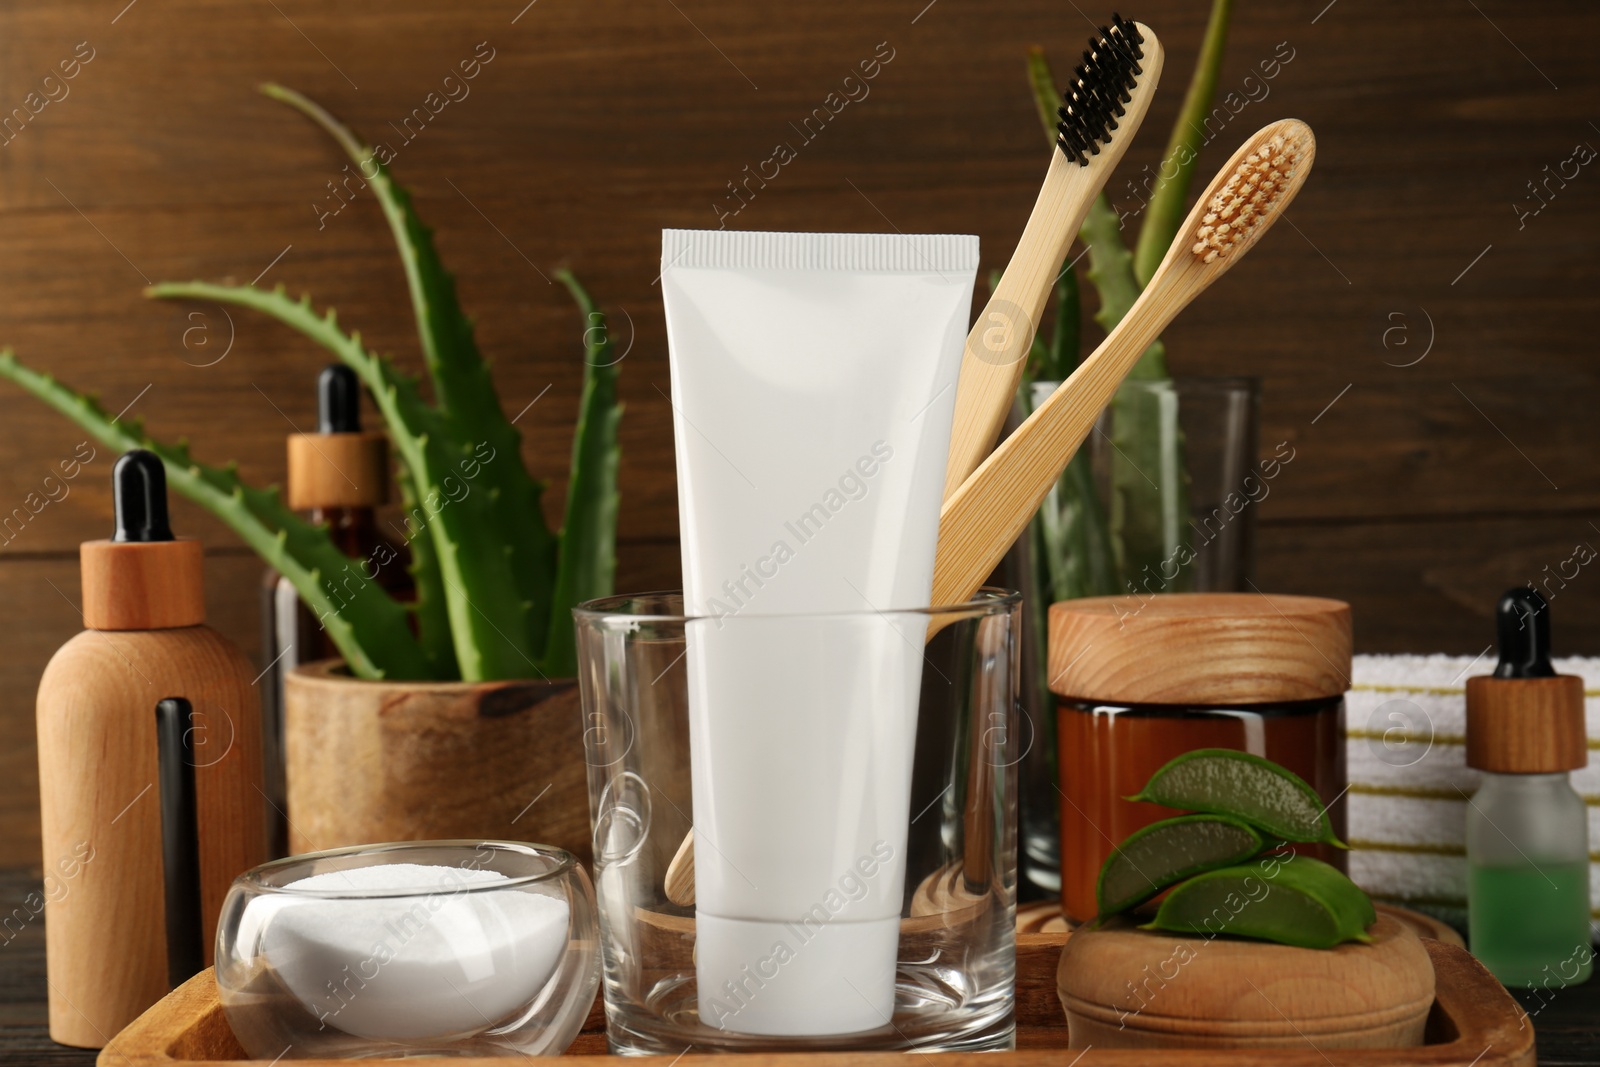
[{"x1": 1055, "y1": 14, "x2": 1145, "y2": 166}]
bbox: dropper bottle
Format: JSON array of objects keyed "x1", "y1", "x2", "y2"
[
  {"x1": 37, "y1": 451, "x2": 265, "y2": 1046},
  {"x1": 260, "y1": 365, "x2": 408, "y2": 852},
  {"x1": 1465, "y1": 588, "x2": 1592, "y2": 988}
]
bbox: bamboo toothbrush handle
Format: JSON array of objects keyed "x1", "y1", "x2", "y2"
[
  {"x1": 932, "y1": 118, "x2": 1316, "y2": 611},
  {"x1": 942, "y1": 152, "x2": 1128, "y2": 499},
  {"x1": 941, "y1": 23, "x2": 1163, "y2": 500},
  {"x1": 932, "y1": 272, "x2": 1196, "y2": 609}
]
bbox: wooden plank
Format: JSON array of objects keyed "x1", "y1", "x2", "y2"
[
  {"x1": 0, "y1": 0, "x2": 1595, "y2": 552},
  {"x1": 1257, "y1": 513, "x2": 1600, "y2": 654}
]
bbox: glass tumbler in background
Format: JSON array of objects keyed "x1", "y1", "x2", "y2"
[
  {"x1": 1016, "y1": 375, "x2": 1263, "y2": 897},
  {"x1": 575, "y1": 591, "x2": 1020, "y2": 1054},
  {"x1": 1157, "y1": 375, "x2": 1263, "y2": 591},
  {"x1": 1087, "y1": 375, "x2": 1263, "y2": 592}
]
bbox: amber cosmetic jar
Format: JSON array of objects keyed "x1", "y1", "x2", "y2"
[{"x1": 1048, "y1": 593, "x2": 1353, "y2": 925}]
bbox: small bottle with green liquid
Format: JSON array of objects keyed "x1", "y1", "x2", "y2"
[{"x1": 1466, "y1": 588, "x2": 1593, "y2": 989}]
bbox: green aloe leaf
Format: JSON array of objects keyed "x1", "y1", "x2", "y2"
[
  {"x1": 1045, "y1": 263, "x2": 1080, "y2": 383},
  {"x1": 392, "y1": 461, "x2": 458, "y2": 678},
  {"x1": 1143, "y1": 856, "x2": 1376, "y2": 949},
  {"x1": 144, "y1": 281, "x2": 538, "y2": 681},
  {"x1": 1130, "y1": 748, "x2": 1346, "y2": 848},
  {"x1": 1107, "y1": 378, "x2": 1191, "y2": 592},
  {"x1": 0, "y1": 349, "x2": 434, "y2": 681},
  {"x1": 260, "y1": 83, "x2": 558, "y2": 661},
  {"x1": 1132, "y1": 0, "x2": 1235, "y2": 287},
  {"x1": 1035, "y1": 451, "x2": 1118, "y2": 603},
  {"x1": 538, "y1": 270, "x2": 622, "y2": 678},
  {"x1": 1097, "y1": 813, "x2": 1268, "y2": 917}
]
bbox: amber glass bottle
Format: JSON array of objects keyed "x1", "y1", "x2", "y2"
[{"x1": 259, "y1": 366, "x2": 411, "y2": 853}]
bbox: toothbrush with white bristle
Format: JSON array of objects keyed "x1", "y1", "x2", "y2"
[{"x1": 931, "y1": 119, "x2": 1318, "y2": 611}]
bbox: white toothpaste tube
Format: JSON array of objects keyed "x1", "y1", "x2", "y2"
[{"x1": 661, "y1": 229, "x2": 977, "y2": 1036}]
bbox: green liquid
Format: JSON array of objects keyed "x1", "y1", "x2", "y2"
[{"x1": 1469, "y1": 862, "x2": 1593, "y2": 988}]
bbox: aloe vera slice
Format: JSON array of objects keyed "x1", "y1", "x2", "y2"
[
  {"x1": 1096, "y1": 815, "x2": 1267, "y2": 917},
  {"x1": 1129, "y1": 748, "x2": 1346, "y2": 847},
  {"x1": 1143, "y1": 856, "x2": 1377, "y2": 949}
]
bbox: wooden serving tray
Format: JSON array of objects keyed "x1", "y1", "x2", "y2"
[{"x1": 100, "y1": 916, "x2": 1528, "y2": 1067}]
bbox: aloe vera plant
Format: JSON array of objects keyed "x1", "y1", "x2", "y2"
[
  {"x1": 0, "y1": 84, "x2": 620, "y2": 683},
  {"x1": 1020, "y1": 0, "x2": 1234, "y2": 599}
]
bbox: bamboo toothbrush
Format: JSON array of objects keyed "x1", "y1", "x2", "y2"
[
  {"x1": 664, "y1": 121, "x2": 1316, "y2": 910},
  {"x1": 942, "y1": 15, "x2": 1163, "y2": 500},
  {"x1": 931, "y1": 119, "x2": 1317, "y2": 611}
]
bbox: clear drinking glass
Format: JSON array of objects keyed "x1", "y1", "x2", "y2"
[
  {"x1": 1017, "y1": 376, "x2": 1262, "y2": 896},
  {"x1": 575, "y1": 590, "x2": 1020, "y2": 1054},
  {"x1": 216, "y1": 841, "x2": 600, "y2": 1059},
  {"x1": 1162, "y1": 375, "x2": 1263, "y2": 591},
  {"x1": 1090, "y1": 375, "x2": 1263, "y2": 591}
]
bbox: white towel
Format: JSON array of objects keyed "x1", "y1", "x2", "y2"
[{"x1": 1347, "y1": 653, "x2": 1600, "y2": 937}]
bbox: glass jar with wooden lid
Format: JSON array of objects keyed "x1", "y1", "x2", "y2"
[{"x1": 1048, "y1": 593, "x2": 1352, "y2": 924}]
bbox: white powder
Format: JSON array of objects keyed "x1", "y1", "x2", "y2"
[
  {"x1": 288, "y1": 862, "x2": 511, "y2": 895},
  {"x1": 250, "y1": 861, "x2": 570, "y2": 1041}
]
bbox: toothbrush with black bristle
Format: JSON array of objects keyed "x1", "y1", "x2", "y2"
[{"x1": 941, "y1": 14, "x2": 1164, "y2": 499}]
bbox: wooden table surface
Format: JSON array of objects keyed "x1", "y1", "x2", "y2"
[{"x1": 1, "y1": 866, "x2": 1595, "y2": 1065}]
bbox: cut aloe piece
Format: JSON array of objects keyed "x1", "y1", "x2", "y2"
[
  {"x1": 1096, "y1": 814, "x2": 1267, "y2": 917},
  {"x1": 1129, "y1": 748, "x2": 1346, "y2": 847},
  {"x1": 1143, "y1": 855, "x2": 1377, "y2": 949}
]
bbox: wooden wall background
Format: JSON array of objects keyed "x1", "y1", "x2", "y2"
[{"x1": 0, "y1": 0, "x2": 1596, "y2": 865}]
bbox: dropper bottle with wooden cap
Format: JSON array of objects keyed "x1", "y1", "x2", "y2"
[
  {"x1": 36, "y1": 450, "x2": 266, "y2": 1048},
  {"x1": 1465, "y1": 587, "x2": 1591, "y2": 988},
  {"x1": 260, "y1": 366, "x2": 408, "y2": 851}
]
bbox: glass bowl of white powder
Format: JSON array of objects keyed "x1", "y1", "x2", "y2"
[{"x1": 217, "y1": 840, "x2": 599, "y2": 1059}]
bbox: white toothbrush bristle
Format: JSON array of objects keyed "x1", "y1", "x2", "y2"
[{"x1": 1191, "y1": 128, "x2": 1305, "y2": 264}]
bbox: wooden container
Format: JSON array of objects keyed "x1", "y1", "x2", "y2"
[
  {"x1": 1048, "y1": 593, "x2": 1352, "y2": 923},
  {"x1": 1057, "y1": 914, "x2": 1435, "y2": 1049},
  {"x1": 283, "y1": 660, "x2": 592, "y2": 865},
  {"x1": 101, "y1": 920, "x2": 1532, "y2": 1067}
]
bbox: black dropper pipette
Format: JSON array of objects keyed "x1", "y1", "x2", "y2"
[
  {"x1": 317, "y1": 364, "x2": 362, "y2": 434},
  {"x1": 1492, "y1": 588, "x2": 1556, "y2": 680},
  {"x1": 111, "y1": 450, "x2": 174, "y2": 543}
]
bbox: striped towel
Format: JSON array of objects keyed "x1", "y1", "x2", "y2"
[{"x1": 1347, "y1": 653, "x2": 1600, "y2": 937}]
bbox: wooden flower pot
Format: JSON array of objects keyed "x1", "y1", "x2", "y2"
[{"x1": 283, "y1": 660, "x2": 591, "y2": 865}]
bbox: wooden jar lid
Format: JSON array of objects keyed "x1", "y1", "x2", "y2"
[
  {"x1": 80, "y1": 538, "x2": 206, "y2": 630},
  {"x1": 1048, "y1": 593, "x2": 1352, "y2": 704},
  {"x1": 286, "y1": 431, "x2": 389, "y2": 510},
  {"x1": 1466, "y1": 675, "x2": 1588, "y2": 772},
  {"x1": 1056, "y1": 914, "x2": 1434, "y2": 1049}
]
